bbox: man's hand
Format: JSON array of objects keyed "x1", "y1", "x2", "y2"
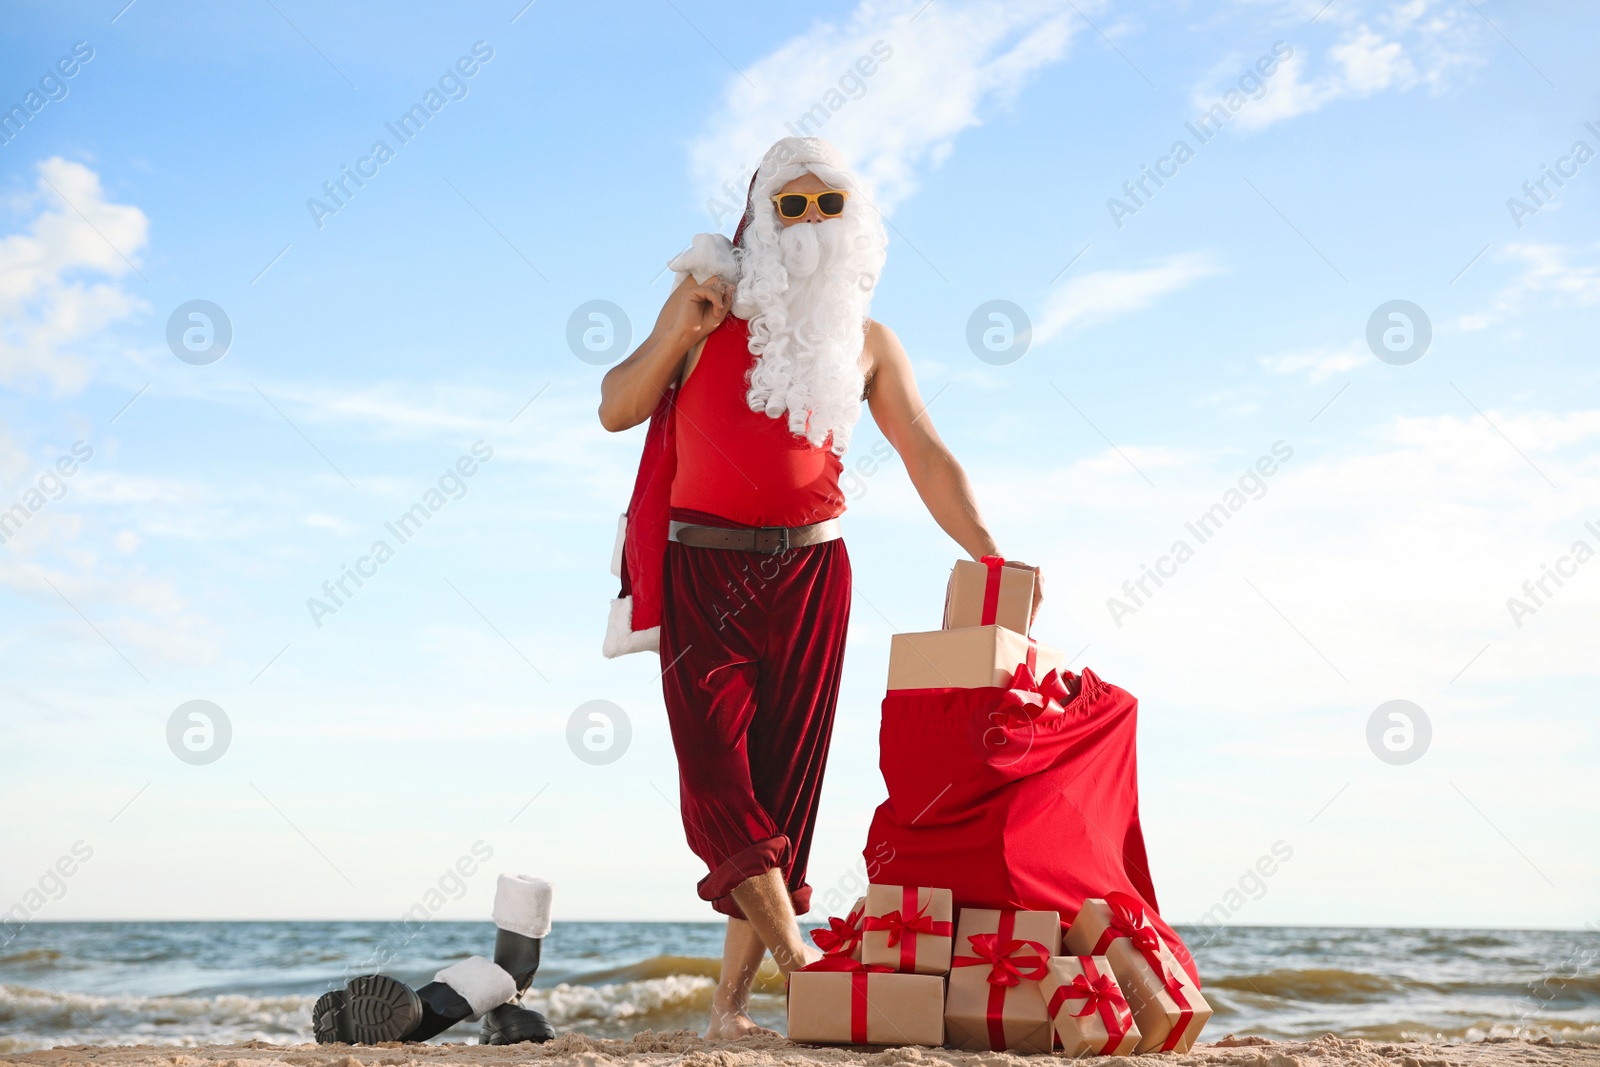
[
  {"x1": 599, "y1": 274, "x2": 734, "y2": 432},
  {"x1": 671, "y1": 275, "x2": 734, "y2": 344}
]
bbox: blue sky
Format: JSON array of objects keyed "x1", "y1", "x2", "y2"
[{"x1": 2, "y1": 0, "x2": 1597, "y2": 932}]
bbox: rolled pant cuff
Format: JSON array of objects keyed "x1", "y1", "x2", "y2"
[{"x1": 697, "y1": 835, "x2": 790, "y2": 906}]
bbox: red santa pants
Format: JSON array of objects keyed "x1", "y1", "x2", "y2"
[{"x1": 659, "y1": 514, "x2": 851, "y2": 919}]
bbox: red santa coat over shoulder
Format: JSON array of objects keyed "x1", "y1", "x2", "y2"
[{"x1": 603, "y1": 233, "x2": 737, "y2": 658}]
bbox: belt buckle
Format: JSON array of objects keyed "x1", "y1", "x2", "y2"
[{"x1": 756, "y1": 526, "x2": 789, "y2": 554}]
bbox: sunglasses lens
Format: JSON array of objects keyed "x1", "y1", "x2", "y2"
[
  {"x1": 817, "y1": 192, "x2": 846, "y2": 216},
  {"x1": 777, "y1": 195, "x2": 808, "y2": 218}
]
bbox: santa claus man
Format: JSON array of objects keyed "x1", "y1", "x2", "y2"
[{"x1": 598, "y1": 137, "x2": 1040, "y2": 1038}]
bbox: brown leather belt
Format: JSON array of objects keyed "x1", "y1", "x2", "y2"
[{"x1": 668, "y1": 518, "x2": 842, "y2": 555}]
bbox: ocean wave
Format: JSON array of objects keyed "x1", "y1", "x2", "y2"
[
  {"x1": 1209, "y1": 969, "x2": 1600, "y2": 1004},
  {"x1": 563, "y1": 954, "x2": 786, "y2": 994},
  {"x1": 1209, "y1": 969, "x2": 1410, "y2": 1001},
  {"x1": 1416, "y1": 933, "x2": 1515, "y2": 951},
  {"x1": 523, "y1": 957, "x2": 789, "y2": 1038},
  {"x1": 530, "y1": 975, "x2": 716, "y2": 1026},
  {"x1": 1361, "y1": 1020, "x2": 1600, "y2": 1044},
  {"x1": 0, "y1": 984, "x2": 316, "y2": 1053},
  {"x1": 0, "y1": 966, "x2": 776, "y2": 1051}
]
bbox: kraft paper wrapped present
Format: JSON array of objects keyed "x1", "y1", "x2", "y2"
[
  {"x1": 861, "y1": 884, "x2": 953, "y2": 975},
  {"x1": 1063, "y1": 895, "x2": 1212, "y2": 1052},
  {"x1": 787, "y1": 959, "x2": 945, "y2": 1046},
  {"x1": 808, "y1": 896, "x2": 867, "y2": 961},
  {"x1": 944, "y1": 556, "x2": 1035, "y2": 633},
  {"x1": 1041, "y1": 955, "x2": 1142, "y2": 1056},
  {"x1": 943, "y1": 908, "x2": 1060, "y2": 1053},
  {"x1": 887, "y1": 625, "x2": 1073, "y2": 692}
]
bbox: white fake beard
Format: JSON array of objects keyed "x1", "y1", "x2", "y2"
[{"x1": 736, "y1": 213, "x2": 885, "y2": 455}]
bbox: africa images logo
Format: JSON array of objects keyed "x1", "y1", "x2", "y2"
[{"x1": 305, "y1": 42, "x2": 495, "y2": 229}]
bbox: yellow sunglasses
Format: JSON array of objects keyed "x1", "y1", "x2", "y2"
[{"x1": 770, "y1": 189, "x2": 850, "y2": 219}]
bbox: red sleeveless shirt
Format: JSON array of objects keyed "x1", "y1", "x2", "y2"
[{"x1": 670, "y1": 315, "x2": 845, "y2": 528}]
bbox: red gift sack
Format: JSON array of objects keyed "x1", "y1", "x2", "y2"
[{"x1": 862, "y1": 665, "x2": 1200, "y2": 987}]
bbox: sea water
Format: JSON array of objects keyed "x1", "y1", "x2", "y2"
[{"x1": 1, "y1": 922, "x2": 1596, "y2": 1052}]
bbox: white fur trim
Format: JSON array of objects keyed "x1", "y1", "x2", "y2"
[
  {"x1": 603, "y1": 596, "x2": 660, "y2": 658},
  {"x1": 669, "y1": 232, "x2": 737, "y2": 287},
  {"x1": 434, "y1": 955, "x2": 516, "y2": 1019},
  {"x1": 492, "y1": 874, "x2": 554, "y2": 939},
  {"x1": 610, "y1": 513, "x2": 626, "y2": 579}
]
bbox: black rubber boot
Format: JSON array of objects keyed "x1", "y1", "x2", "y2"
[
  {"x1": 313, "y1": 974, "x2": 422, "y2": 1044},
  {"x1": 314, "y1": 956, "x2": 514, "y2": 1044},
  {"x1": 405, "y1": 979, "x2": 480, "y2": 1042},
  {"x1": 478, "y1": 928, "x2": 555, "y2": 1044}
]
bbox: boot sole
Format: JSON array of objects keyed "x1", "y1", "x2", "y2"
[
  {"x1": 313, "y1": 975, "x2": 422, "y2": 1044},
  {"x1": 312, "y1": 990, "x2": 348, "y2": 1044}
]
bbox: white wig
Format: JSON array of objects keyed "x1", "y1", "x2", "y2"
[{"x1": 730, "y1": 138, "x2": 888, "y2": 455}]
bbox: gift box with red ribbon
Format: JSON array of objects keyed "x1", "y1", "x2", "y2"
[
  {"x1": 808, "y1": 896, "x2": 867, "y2": 961},
  {"x1": 944, "y1": 555, "x2": 1035, "y2": 633},
  {"x1": 786, "y1": 957, "x2": 945, "y2": 1046},
  {"x1": 1063, "y1": 894, "x2": 1212, "y2": 1052},
  {"x1": 887, "y1": 624, "x2": 1074, "y2": 692},
  {"x1": 861, "y1": 884, "x2": 953, "y2": 975},
  {"x1": 1041, "y1": 955, "x2": 1142, "y2": 1056},
  {"x1": 943, "y1": 907, "x2": 1061, "y2": 1053}
]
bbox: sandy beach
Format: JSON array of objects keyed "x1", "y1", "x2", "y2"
[{"x1": 5, "y1": 1035, "x2": 1597, "y2": 1067}]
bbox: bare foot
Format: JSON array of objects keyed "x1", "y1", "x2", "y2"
[{"x1": 705, "y1": 1004, "x2": 781, "y2": 1040}]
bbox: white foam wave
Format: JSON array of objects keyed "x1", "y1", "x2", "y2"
[
  {"x1": 0, "y1": 984, "x2": 316, "y2": 1052},
  {"x1": 527, "y1": 974, "x2": 717, "y2": 1026},
  {"x1": 0, "y1": 975, "x2": 748, "y2": 1052}
]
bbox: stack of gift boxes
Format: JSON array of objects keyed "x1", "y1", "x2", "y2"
[
  {"x1": 787, "y1": 885, "x2": 951, "y2": 1045},
  {"x1": 787, "y1": 559, "x2": 1212, "y2": 1053},
  {"x1": 789, "y1": 886, "x2": 1213, "y2": 1054},
  {"x1": 886, "y1": 556, "x2": 1071, "y2": 700}
]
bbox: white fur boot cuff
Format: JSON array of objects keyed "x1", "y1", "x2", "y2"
[
  {"x1": 493, "y1": 873, "x2": 554, "y2": 939},
  {"x1": 434, "y1": 955, "x2": 517, "y2": 1019}
]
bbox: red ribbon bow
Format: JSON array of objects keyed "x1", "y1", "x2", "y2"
[
  {"x1": 1000, "y1": 660, "x2": 1074, "y2": 718},
  {"x1": 862, "y1": 888, "x2": 953, "y2": 971},
  {"x1": 1066, "y1": 972, "x2": 1126, "y2": 1017},
  {"x1": 810, "y1": 905, "x2": 866, "y2": 957},
  {"x1": 1047, "y1": 962, "x2": 1132, "y2": 1055},
  {"x1": 798, "y1": 956, "x2": 892, "y2": 973},
  {"x1": 863, "y1": 905, "x2": 949, "y2": 946},
  {"x1": 1089, "y1": 895, "x2": 1195, "y2": 1051},
  {"x1": 953, "y1": 916, "x2": 1051, "y2": 1052},
  {"x1": 952, "y1": 932, "x2": 1050, "y2": 987},
  {"x1": 1103, "y1": 897, "x2": 1164, "y2": 954}
]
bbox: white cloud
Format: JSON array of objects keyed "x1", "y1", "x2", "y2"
[
  {"x1": 1328, "y1": 25, "x2": 1416, "y2": 93},
  {"x1": 304, "y1": 513, "x2": 352, "y2": 535},
  {"x1": 0, "y1": 559, "x2": 219, "y2": 667},
  {"x1": 0, "y1": 157, "x2": 149, "y2": 391},
  {"x1": 1258, "y1": 342, "x2": 1368, "y2": 383},
  {"x1": 961, "y1": 402, "x2": 1600, "y2": 717},
  {"x1": 1459, "y1": 243, "x2": 1600, "y2": 331},
  {"x1": 1203, "y1": 1, "x2": 1486, "y2": 132},
  {"x1": 689, "y1": 0, "x2": 1083, "y2": 219},
  {"x1": 1034, "y1": 252, "x2": 1221, "y2": 342}
]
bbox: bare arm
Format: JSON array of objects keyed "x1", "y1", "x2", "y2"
[
  {"x1": 864, "y1": 319, "x2": 1043, "y2": 617},
  {"x1": 598, "y1": 274, "x2": 733, "y2": 431}
]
